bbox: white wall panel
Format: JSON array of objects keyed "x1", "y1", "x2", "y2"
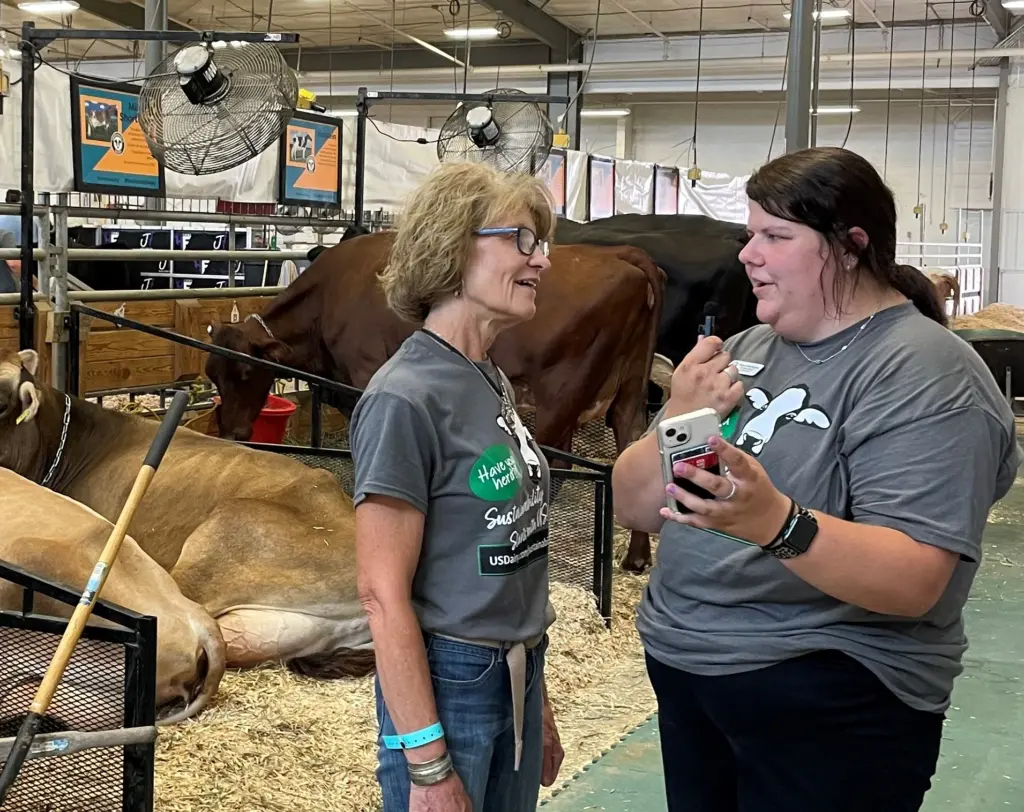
[{"x1": 580, "y1": 99, "x2": 994, "y2": 246}]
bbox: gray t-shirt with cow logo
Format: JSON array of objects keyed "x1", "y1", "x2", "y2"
[
  {"x1": 636, "y1": 301, "x2": 1022, "y2": 713},
  {"x1": 350, "y1": 329, "x2": 555, "y2": 642}
]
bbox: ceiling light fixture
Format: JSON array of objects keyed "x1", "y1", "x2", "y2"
[
  {"x1": 443, "y1": 26, "x2": 499, "y2": 39},
  {"x1": 813, "y1": 105, "x2": 861, "y2": 114},
  {"x1": 580, "y1": 108, "x2": 631, "y2": 118},
  {"x1": 17, "y1": 0, "x2": 80, "y2": 12},
  {"x1": 784, "y1": 8, "x2": 851, "y2": 18}
]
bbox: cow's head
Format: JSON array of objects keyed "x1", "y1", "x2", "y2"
[
  {"x1": 205, "y1": 319, "x2": 290, "y2": 441},
  {"x1": 0, "y1": 349, "x2": 53, "y2": 479}
]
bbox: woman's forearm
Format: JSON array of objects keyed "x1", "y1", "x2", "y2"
[
  {"x1": 363, "y1": 593, "x2": 447, "y2": 764},
  {"x1": 780, "y1": 507, "x2": 959, "y2": 617},
  {"x1": 612, "y1": 431, "x2": 668, "y2": 533},
  {"x1": 612, "y1": 397, "x2": 696, "y2": 533}
]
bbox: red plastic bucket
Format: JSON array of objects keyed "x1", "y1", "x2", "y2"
[{"x1": 250, "y1": 394, "x2": 297, "y2": 444}]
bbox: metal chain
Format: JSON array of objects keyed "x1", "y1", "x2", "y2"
[{"x1": 40, "y1": 394, "x2": 71, "y2": 488}]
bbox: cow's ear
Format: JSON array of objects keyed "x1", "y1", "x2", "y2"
[
  {"x1": 17, "y1": 381, "x2": 40, "y2": 424},
  {"x1": 254, "y1": 338, "x2": 290, "y2": 365},
  {"x1": 17, "y1": 349, "x2": 38, "y2": 377}
]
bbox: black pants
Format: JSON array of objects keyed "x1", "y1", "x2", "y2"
[{"x1": 645, "y1": 649, "x2": 945, "y2": 812}]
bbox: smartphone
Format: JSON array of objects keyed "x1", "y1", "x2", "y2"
[{"x1": 656, "y1": 407, "x2": 723, "y2": 513}]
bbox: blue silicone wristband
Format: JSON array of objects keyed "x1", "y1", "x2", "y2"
[{"x1": 382, "y1": 722, "x2": 445, "y2": 750}]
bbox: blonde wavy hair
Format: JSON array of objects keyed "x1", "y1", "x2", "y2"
[{"x1": 380, "y1": 161, "x2": 556, "y2": 323}]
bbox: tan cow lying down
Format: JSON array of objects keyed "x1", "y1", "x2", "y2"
[
  {"x1": 0, "y1": 349, "x2": 374, "y2": 698},
  {"x1": 0, "y1": 469, "x2": 226, "y2": 724}
]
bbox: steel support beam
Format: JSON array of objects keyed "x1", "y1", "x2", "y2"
[
  {"x1": 985, "y1": 59, "x2": 1009, "y2": 307},
  {"x1": 980, "y1": 0, "x2": 1009, "y2": 39},
  {"x1": 66, "y1": 0, "x2": 194, "y2": 34},
  {"x1": 784, "y1": 0, "x2": 815, "y2": 152},
  {"x1": 282, "y1": 41, "x2": 550, "y2": 74},
  {"x1": 474, "y1": 0, "x2": 581, "y2": 58},
  {"x1": 144, "y1": 0, "x2": 168, "y2": 75}
]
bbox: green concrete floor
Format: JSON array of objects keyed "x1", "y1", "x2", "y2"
[{"x1": 543, "y1": 477, "x2": 1024, "y2": 812}]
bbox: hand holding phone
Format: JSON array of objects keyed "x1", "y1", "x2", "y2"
[{"x1": 656, "y1": 407, "x2": 723, "y2": 514}]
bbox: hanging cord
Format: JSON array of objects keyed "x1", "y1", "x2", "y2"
[
  {"x1": 462, "y1": 0, "x2": 471, "y2": 95},
  {"x1": 840, "y1": 1, "x2": 856, "y2": 149},
  {"x1": 558, "y1": 0, "x2": 602, "y2": 128},
  {"x1": 882, "y1": 0, "x2": 897, "y2": 178},
  {"x1": 766, "y1": 30, "x2": 792, "y2": 163},
  {"x1": 915, "y1": 13, "x2": 928, "y2": 215},
  {"x1": 940, "y1": 4, "x2": 956, "y2": 227},
  {"x1": 691, "y1": 0, "x2": 705, "y2": 169},
  {"x1": 964, "y1": 15, "x2": 978, "y2": 234}
]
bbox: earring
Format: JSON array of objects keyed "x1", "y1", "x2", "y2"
[{"x1": 454, "y1": 289, "x2": 461, "y2": 298}]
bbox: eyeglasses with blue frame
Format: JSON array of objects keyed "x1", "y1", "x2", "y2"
[{"x1": 474, "y1": 226, "x2": 550, "y2": 257}]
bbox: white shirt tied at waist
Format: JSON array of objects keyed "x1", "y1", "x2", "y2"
[{"x1": 432, "y1": 632, "x2": 545, "y2": 771}]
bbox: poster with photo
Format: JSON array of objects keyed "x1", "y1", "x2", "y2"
[
  {"x1": 534, "y1": 149, "x2": 566, "y2": 216},
  {"x1": 70, "y1": 77, "x2": 165, "y2": 196},
  {"x1": 278, "y1": 112, "x2": 342, "y2": 208},
  {"x1": 588, "y1": 156, "x2": 615, "y2": 220},
  {"x1": 654, "y1": 165, "x2": 680, "y2": 215}
]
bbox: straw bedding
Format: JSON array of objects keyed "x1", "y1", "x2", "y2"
[
  {"x1": 152, "y1": 530, "x2": 656, "y2": 812},
  {"x1": 953, "y1": 303, "x2": 1024, "y2": 333}
]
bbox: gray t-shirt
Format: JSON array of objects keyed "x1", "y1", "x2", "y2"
[
  {"x1": 637, "y1": 301, "x2": 1022, "y2": 713},
  {"x1": 350, "y1": 329, "x2": 555, "y2": 642},
  {"x1": 0, "y1": 230, "x2": 18, "y2": 293}
]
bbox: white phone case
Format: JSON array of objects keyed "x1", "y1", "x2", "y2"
[{"x1": 656, "y1": 407, "x2": 723, "y2": 513}]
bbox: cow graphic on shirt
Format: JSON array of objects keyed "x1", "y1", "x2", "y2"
[
  {"x1": 735, "y1": 385, "x2": 831, "y2": 456},
  {"x1": 496, "y1": 412, "x2": 543, "y2": 481}
]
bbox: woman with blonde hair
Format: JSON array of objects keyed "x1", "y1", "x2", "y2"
[{"x1": 350, "y1": 160, "x2": 564, "y2": 812}]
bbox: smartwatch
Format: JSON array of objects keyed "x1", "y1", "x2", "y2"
[{"x1": 763, "y1": 502, "x2": 818, "y2": 559}]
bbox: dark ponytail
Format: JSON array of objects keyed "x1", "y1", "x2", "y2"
[
  {"x1": 746, "y1": 147, "x2": 947, "y2": 327},
  {"x1": 892, "y1": 265, "x2": 948, "y2": 328}
]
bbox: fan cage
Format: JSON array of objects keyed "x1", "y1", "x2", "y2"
[
  {"x1": 436, "y1": 90, "x2": 555, "y2": 174},
  {"x1": 138, "y1": 43, "x2": 299, "y2": 176}
]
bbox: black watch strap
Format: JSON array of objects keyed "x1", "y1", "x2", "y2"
[{"x1": 763, "y1": 502, "x2": 818, "y2": 559}]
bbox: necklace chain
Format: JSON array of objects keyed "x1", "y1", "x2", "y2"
[
  {"x1": 794, "y1": 311, "x2": 877, "y2": 365},
  {"x1": 421, "y1": 329, "x2": 515, "y2": 417}
]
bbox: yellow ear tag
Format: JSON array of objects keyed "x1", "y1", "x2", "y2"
[{"x1": 16, "y1": 409, "x2": 29, "y2": 425}]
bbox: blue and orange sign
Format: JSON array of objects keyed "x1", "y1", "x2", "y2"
[
  {"x1": 71, "y1": 78, "x2": 165, "y2": 196},
  {"x1": 536, "y1": 149, "x2": 566, "y2": 216},
  {"x1": 279, "y1": 115, "x2": 341, "y2": 207}
]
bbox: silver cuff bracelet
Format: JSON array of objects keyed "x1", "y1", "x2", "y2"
[{"x1": 407, "y1": 751, "x2": 454, "y2": 786}]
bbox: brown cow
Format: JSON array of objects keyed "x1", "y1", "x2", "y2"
[
  {"x1": 205, "y1": 231, "x2": 666, "y2": 573},
  {"x1": 0, "y1": 349, "x2": 374, "y2": 687},
  {"x1": 0, "y1": 467, "x2": 226, "y2": 724}
]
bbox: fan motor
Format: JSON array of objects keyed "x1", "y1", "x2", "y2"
[
  {"x1": 466, "y1": 105, "x2": 501, "y2": 148},
  {"x1": 173, "y1": 45, "x2": 230, "y2": 105}
]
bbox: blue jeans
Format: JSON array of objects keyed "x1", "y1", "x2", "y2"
[{"x1": 375, "y1": 633, "x2": 548, "y2": 812}]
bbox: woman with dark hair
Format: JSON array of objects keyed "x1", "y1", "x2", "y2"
[{"x1": 613, "y1": 146, "x2": 1021, "y2": 811}]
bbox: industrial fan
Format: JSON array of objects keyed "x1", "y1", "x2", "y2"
[
  {"x1": 137, "y1": 41, "x2": 301, "y2": 176},
  {"x1": 436, "y1": 89, "x2": 554, "y2": 174}
]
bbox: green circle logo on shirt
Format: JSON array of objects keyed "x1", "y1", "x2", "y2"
[{"x1": 469, "y1": 444, "x2": 523, "y2": 501}]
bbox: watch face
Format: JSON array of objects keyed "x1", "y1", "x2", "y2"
[{"x1": 772, "y1": 508, "x2": 818, "y2": 558}]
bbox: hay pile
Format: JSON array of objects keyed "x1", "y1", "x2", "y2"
[
  {"x1": 152, "y1": 532, "x2": 656, "y2": 812},
  {"x1": 954, "y1": 303, "x2": 1024, "y2": 333},
  {"x1": 102, "y1": 393, "x2": 164, "y2": 414}
]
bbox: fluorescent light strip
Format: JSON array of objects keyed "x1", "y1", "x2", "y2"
[
  {"x1": 443, "y1": 27, "x2": 499, "y2": 40},
  {"x1": 783, "y1": 8, "x2": 851, "y2": 18},
  {"x1": 814, "y1": 105, "x2": 860, "y2": 114},
  {"x1": 581, "y1": 108, "x2": 631, "y2": 118},
  {"x1": 18, "y1": 0, "x2": 80, "y2": 11}
]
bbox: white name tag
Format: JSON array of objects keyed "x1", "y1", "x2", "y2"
[{"x1": 732, "y1": 360, "x2": 764, "y2": 377}]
